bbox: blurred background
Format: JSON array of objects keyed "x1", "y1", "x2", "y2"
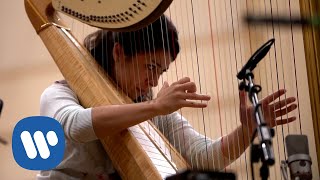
[{"x1": 0, "y1": 1, "x2": 62, "y2": 179}]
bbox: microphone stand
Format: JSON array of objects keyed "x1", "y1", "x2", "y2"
[
  {"x1": 239, "y1": 69, "x2": 275, "y2": 180},
  {"x1": 280, "y1": 160, "x2": 289, "y2": 180},
  {"x1": 237, "y1": 39, "x2": 276, "y2": 180}
]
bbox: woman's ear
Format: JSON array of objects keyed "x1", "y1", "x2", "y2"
[{"x1": 113, "y1": 43, "x2": 124, "y2": 63}]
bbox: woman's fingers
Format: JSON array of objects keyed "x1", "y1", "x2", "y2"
[
  {"x1": 273, "y1": 117, "x2": 296, "y2": 126},
  {"x1": 261, "y1": 89, "x2": 286, "y2": 105},
  {"x1": 273, "y1": 104, "x2": 297, "y2": 118},
  {"x1": 155, "y1": 77, "x2": 212, "y2": 113},
  {"x1": 177, "y1": 92, "x2": 211, "y2": 109},
  {"x1": 159, "y1": 81, "x2": 169, "y2": 90},
  {"x1": 269, "y1": 97, "x2": 296, "y2": 110},
  {"x1": 171, "y1": 77, "x2": 191, "y2": 86},
  {"x1": 179, "y1": 92, "x2": 211, "y2": 101},
  {"x1": 177, "y1": 82, "x2": 197, "y2": 93},
  {"x1": 181, "y1": 100, "x2": 208, "y2": 108}
]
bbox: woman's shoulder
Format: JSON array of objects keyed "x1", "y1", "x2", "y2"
[
  {"x1": 45, "y1": 80, "x2": 72, "y2": 92},
  {"x1": 52, "y1": 80, "x2": 70, "y2": 88},
  {"x1": 41, "y1": 80, "x2": 77, "y2": 101},
  {"x1": 40, "y1": 80, "x2": 81, "y2": 116}
]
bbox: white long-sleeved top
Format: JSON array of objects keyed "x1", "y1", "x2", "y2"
[{"x1": 37, "y1": 80, "x2": 232, "y2": 180}]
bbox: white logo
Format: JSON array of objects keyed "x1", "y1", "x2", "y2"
[{"x1": 20, "y1": 131, "x2": 59, "y2": 159}]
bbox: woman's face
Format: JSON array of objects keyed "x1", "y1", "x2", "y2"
[{"x1": 113, "y1": 44, "x2": 172, "y2": 100}]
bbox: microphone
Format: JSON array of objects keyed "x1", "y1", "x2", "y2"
[
  {"x1": 245, "y1": 14, "x2": 320, "y2": 27},
  {"x1": 285, "y1": 135, "x2": 312, "y2": 180},
  {"x1": 237, "y1": 38, "x2": 275, "y2": 80}
]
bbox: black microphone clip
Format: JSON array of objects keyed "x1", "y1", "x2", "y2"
[{"x1": 237, "y1": 38, "x2": 275, "y2": 80}]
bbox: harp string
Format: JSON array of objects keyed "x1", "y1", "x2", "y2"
[
  {"x1": 147, "y1": 19, "x2": 176, "y2": 165},
  {"x1": 269, "y1": 1, "x2": 287, "y2": 175},
  {"x1": 207, "y1": 0, "x2": 221, "y2": 170},
  {"x1": 209, "y1": 1, "x2": 228, "y2": 170},
  {"x1": 212, "y1": 0, "x2": 231, "y2": 170},
  {"x1": 169, "y1": 6, "x2": 189, "y2": 161},
  {"x1": 187, "y1": 1, "x2": 204, "y2": 169},
  {"x1": 125, "y1": 20, "x2": 177, "y2": 168},
  {"x1": 201, "y1": 5, "x2": 215, "y2": 160},
  {"x1": 168, "y1": 10, "x2": 190, "y2": 164},
  {"x1": 167, "y1": 1, "x2": 185, "y2": 168},
  {"x1": 288, "y1": 0, "x2": 302, "y2": 135},
  {"x1": 140, "y1": 23, "x2": 158, "y2": 155},
  {"x1": 239, "y1": 1, "x2": 252, "y2": 177},
  {"x1": 147, "y1": 14, "x2": 181, "y2": 164},
  {"x1": 274, "y1": 0, "x2": 289, "y2": 165},
  {"x1": 223, "y1": 0, "x2": 239, "y2": 170},
  {"x1": 236, "y1": 0, "x2": 251, "y2": 174},
  {"x1": 175, "y1": 1, "x2": 197, "y2": 169},
  {"x1": 161, "y1": 7, "x2": 186, "y2": 165},
  {"x1": 278, "y1": 1, "x2": 294, "y2": 175},
  {"x1": 158, "y1": 14, "x2": 176, "y2": 162},
  {"x1": 261, "y1": 0, "x2": 281, "y2": 178},
  {"x1": 190, "y1": 0, "x2": 210, "y2": 169},
  {"x1": 227, "y1": 0, "x2": 243, "y2": 174},
  {"x1": 175, "y1": 0, "x2": 302, "y2": 176},
  {"x1": 200, "y1": 0, "x2": 217, "y2": 170},
  {"x1": 233, "y1": 0, "x2": 250, "y2": 178},
  {"x1": 170, "y1": 0, "x2": 284, "y2": 175},
  {"x1": 264, "y1": 1, "x2": 284, "y2": 179},
  {"x1": 252, "y1": 1, "x2": 284, "y2": 178},
  {"x1": 263, "y1": 0, "x2": 305, "y2": 177},
  {"x1": 141, "y1": 25, "x2": 160, "y2": 157}
]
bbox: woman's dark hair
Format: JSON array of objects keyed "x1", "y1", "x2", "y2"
[{"x1": 84, "y1": 15, "x2": 180, "y2": 78}]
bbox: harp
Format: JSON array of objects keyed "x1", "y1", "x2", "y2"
[
  {"x1": 25, "y1": 0, "x2": 320, "y2": 179},
  {"x1": 25, "y1": 0, "x2": 189, "y2": 179}
]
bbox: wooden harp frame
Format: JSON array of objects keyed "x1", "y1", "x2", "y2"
[
  {"x1": 300, "y1": 0, "x2": 320, "y2": 172},
  {"x1": 24, "y1": 0, "x2": 189, "y2": 179}
]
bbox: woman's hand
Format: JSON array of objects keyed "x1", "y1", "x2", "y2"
[
  {"x1": 239, "y1": 89, "x2": 297, "y2": 133},
  {"x1": 154, "y1": 77, "x2": 211, "y2": 115}
]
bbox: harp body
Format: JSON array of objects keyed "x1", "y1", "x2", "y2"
[{"x1": 25, "y1": 0, "x2": 320, "y2": 179}]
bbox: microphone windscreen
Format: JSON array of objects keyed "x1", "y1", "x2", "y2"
[{"x1": 285, "y1": 135, "x2": 309, "y2": 157}]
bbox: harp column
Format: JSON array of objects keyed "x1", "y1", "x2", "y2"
[{"x1": 299, "y1": 0, "x2": 320, "y2": 173}]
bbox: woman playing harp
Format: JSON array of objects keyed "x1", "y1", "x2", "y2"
[{"x1": 37, "y1": 15, "x2": 297, "y2": 179}]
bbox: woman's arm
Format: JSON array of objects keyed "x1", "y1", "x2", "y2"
[
  {"x1": 153, "y1": 89, "x2": 297, "y2": 170},
  {"x1": 92, "y1": 77, "x2": 210, "y2": 138},
  {"x1": 153, "y1": 112, "x2": 231, "y2": 170},
  {"x1": 41, "y1": 78, "x2": 210, "y2": 142},
  {"x1": 92, "y1": 102, "x2": 159, "y2": 137},
  {"x1": 220, "y1": 125, "x2": 251, "y2": 161},
  {"x1": 221, "y1": 89, "x2": 297, "y2": 160}
]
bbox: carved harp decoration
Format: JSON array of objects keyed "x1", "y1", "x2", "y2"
[
  {"x1": 25, "y1": 0, "x2": 320, "y2": 179},
  {"x1": 51, "y1": 0, "x2": 173, "y2": 31}
]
